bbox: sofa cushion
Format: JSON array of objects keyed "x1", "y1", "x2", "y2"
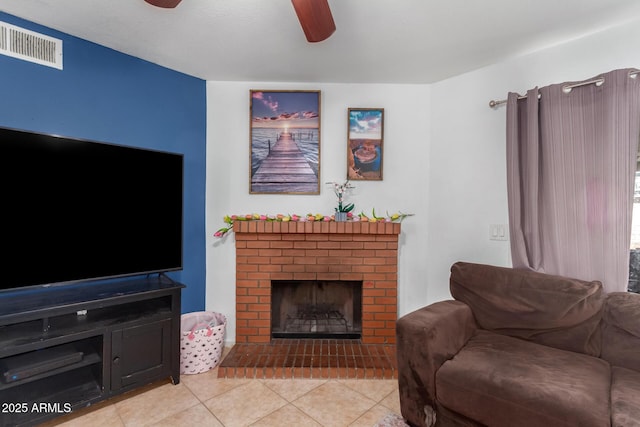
[
  {"x1": 611, "y1": 366, "x2": 640, "y2": 427},
  {"x1": 449, "y1": 262, "x2": 603, "y2": 355},
  {"x1": 601, "y1": 292, "x2": 640, "y2": 372},
  {"x1": 435, "y1": 330, "x2": 610, "y2": 427}
]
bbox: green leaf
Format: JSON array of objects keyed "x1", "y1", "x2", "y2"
[{"x1": 342, "y1": 203, "x2": 355, "y2": 213}]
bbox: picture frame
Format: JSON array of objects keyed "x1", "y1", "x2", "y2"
[
  {"x1": 347, "y1": 108, "x2": 384, "y2": 181},
  {"x1": 249, "y1": 90, "x2": 321, "y2": 194}
]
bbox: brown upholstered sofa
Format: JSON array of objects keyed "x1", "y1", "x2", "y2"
[{"x1": 396, "y1": 262, "x2": 640, "y2": 427}]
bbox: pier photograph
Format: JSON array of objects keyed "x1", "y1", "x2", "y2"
[{"x1": 250, "y1": 90, "x2": 320, "y2": 194}]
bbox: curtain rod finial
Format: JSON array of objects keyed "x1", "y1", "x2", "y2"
[{"x1": 489, "y1": 99, "x2": 507, "y2": 108}]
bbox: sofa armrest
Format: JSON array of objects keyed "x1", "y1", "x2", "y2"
[
  {"x1": 396, "y1": 300, "x2": 477, "y2": 427},
  {"x1": 601, "y1": 292, "x2": 640, "y2": 372}
]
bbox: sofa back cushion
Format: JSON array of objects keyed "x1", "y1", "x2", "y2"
[
  {"x1": 449, "y1": 262, "x2": 604, "y2": 356},
  {"x1": 601, "y1": 292, "x2": 640, "y2": 371}
]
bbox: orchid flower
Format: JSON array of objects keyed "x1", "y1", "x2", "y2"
[{"x1": 326, "y1": 180, "x2": 355, "y2": 213}]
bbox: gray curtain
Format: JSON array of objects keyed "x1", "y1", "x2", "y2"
[{"x1": 507, "y1": 68, "x2": 640, "y2": 293}]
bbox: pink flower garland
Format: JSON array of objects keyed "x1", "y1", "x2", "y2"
[{"x1": 214, "y1": 211, "x2": 413, "y2": 238}]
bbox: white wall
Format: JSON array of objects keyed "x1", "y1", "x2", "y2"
[
  {"x1": 206, "y1": 18, "x2": 640, "y2": 345},
  {"x1": 206, "y1": 82, "x2": 430, "y2": 343},
  {"x1": 426, "y1": 18, "x2": 640, "y2": 298}
]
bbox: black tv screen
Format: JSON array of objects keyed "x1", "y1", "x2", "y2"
[{"x1": 0, "y1": 126, "x2": 183, "y2": 291}]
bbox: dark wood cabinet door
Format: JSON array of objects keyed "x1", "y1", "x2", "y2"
[{"x1": 110, "y1": 318, "x2": 172, "y2": 391}]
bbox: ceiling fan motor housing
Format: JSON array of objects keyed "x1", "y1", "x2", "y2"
[{"x1": 144, "y1": 0, "x2": 182, "y2": 9}]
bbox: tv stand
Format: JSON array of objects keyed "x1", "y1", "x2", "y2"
[{"x1": 0, "y1": 277, "x2": 184, "y2": 427}]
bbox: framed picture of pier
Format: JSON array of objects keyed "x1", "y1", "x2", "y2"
[
  {"x1": 347, "y1": 108, "x2": 384, "y2": 181},
  {"x1": 249, "y1": 90, "x2": 321, "y2": 194}
]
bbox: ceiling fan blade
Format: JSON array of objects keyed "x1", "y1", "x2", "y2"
[
  {"x1": 144, "y1": 0, "x2": 182, "y2": 8},
  {"x1": 291, "y1": 0, "x2": 336, "y2": 43}
]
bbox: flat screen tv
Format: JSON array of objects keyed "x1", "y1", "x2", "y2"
[{"x1": 0, "y1": 126, "x2": 183, "y2": 291}]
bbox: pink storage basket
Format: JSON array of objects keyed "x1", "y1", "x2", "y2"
[{"x1": 179, "y1": 311, "x2": 226, "y2": 374}]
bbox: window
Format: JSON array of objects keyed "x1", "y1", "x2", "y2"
[{"x1": 629, "y1": 162, "x2": 640, "y2": 293}]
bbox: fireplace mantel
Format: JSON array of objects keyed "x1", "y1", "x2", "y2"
[
  {"x1": 234, "y1": 220, "x2": 401, "y2": 344},
  {"x1": 233, "y1": 220, "x2": 401, "y2": 235}
]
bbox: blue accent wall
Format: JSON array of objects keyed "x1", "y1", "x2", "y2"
[{"x1": 0, "y1": 13, "x2": 207, "y2": 313}]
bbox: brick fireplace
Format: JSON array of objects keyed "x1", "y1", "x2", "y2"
[{"x1": 234, "y1": 220, "x2": 400, "y2": 345}]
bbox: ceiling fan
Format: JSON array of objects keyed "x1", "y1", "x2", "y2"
[{"x1": 143, "y1": 0, "x2": 336, "y2": 43}]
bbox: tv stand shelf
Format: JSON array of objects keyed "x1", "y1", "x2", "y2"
[{"x1": 0, "y1": 277, "x2": 184, "y2": 427}]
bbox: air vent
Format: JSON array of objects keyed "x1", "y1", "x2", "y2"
[{"x1": 0, "y1": 21, "x2": 63, "y2": 70}]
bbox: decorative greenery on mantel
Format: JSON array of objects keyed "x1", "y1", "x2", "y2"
[
  {"x1": 214, "y1": 180, "x2": 412, "y2": 238},
  {"x1": 214, "y1": 209, "x2": 413, "y2": 238}
]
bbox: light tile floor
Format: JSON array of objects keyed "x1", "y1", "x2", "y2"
[{"x1": 41, "y1": 360, "x2": 402, "y2": 427}]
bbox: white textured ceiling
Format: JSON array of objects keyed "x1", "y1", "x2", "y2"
[{"x1": 2, "y1": 0, "x2": 640, "y2": 83}]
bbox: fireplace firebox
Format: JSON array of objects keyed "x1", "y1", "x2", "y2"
[{"x1": 271, "y1": 280, "x2": 362, "y2": 339}]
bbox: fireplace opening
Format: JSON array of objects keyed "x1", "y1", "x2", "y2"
[{"x1": 271, "y1": 280, "x2": 362, "y2": 339}]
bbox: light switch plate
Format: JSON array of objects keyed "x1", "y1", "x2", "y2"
[{"x1": 490, "y1": 224, "x2": 509, "y2": 241}]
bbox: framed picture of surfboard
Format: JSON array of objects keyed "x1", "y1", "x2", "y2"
[
  {"x1": 249, "y1": 90, "x2": 321, "y2": 194},
  {"x1": 347, "y1": 108, "x2": 384, "y2": 181}
]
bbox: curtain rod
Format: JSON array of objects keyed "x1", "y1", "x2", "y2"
[{"x1": 488, "y1": 70, "x2": 639, "y2": 108}]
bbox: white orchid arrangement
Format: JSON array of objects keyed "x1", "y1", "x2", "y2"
[{"x1": 327, "y1": 180, "x2": 355, "y2": 213}]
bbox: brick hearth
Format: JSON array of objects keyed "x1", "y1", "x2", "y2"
[{"x1": 218, "y1": 339, "x2": 397, "y2": 379}]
